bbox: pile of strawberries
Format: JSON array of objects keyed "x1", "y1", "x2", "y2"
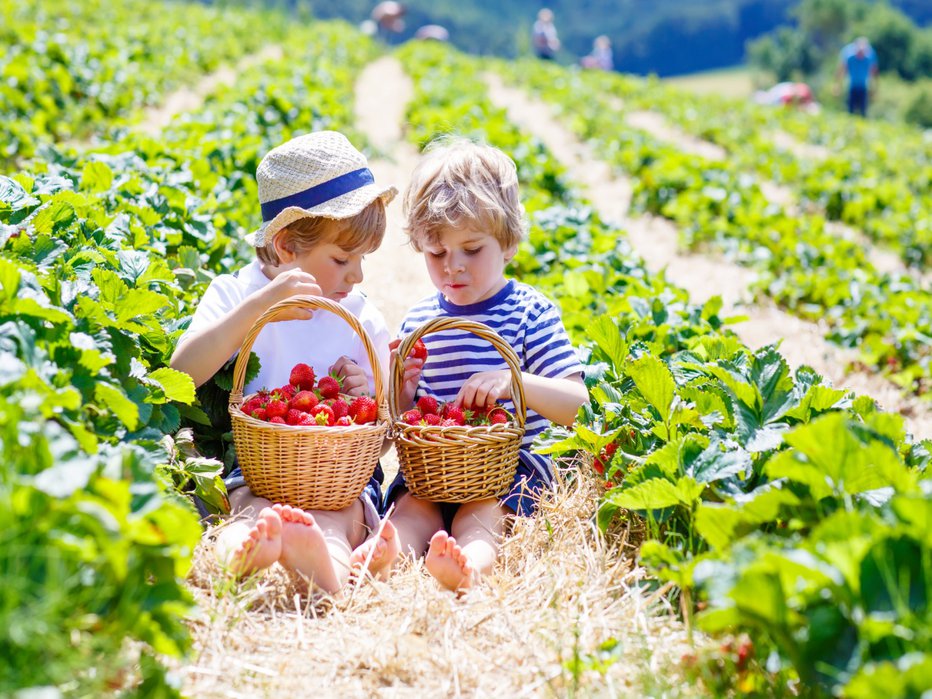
[
  {"x1": 239, "y1": 363, "x2": 378, "y2": 427},
  {"x1": 400, "y1": 395, "x2": 512, "y2": 427}
]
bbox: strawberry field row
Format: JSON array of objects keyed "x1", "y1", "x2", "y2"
[
  {"x1": 397, "y1": 41, "x2": 932, "y2": 697},
  {"x1": 496, "y1": 59, "x2": 931, "y2": 399},
  {"x1": 1, "y1": 0, "x2": 278, "y2": 164},
  {"x1": 0, "y1": 18, "x2": 377, "y2": 694},
  {"x1": 537, "y1": 66, "x2": 931, "y2": 269}
]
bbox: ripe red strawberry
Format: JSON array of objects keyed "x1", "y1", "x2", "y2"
[
  {"x1": 335, "y1": 416, "x2": 353, "y2": 427},
  {"x1": 402, "y1": 408, "x2": 423, "y2": 425},
  {"x1": 269, "y1": 416, "x2": 286, "y2": 424},
  {"x1": 409, "y1": 339, "x2": 428, "y2": 361},
  {"x1": 440, "y1": 418, "x2": 459, "y2": 427},
  {"x1": 594, "y1": 441, "x2": 619, "y2": 476},
  {"x1": 311, "y1": 403, "x2": 335, "y2": 426},
  {"x1": 423, "y1": 413, "x2": 441, "y2": 425},
  {"x1": 241, "y1": 396, "x2": 263, "y2": 415},
  {"x1": 265, "y1": 399, "x2": 288, "y2": 420},
  {"x1": 416, "y1": 395, "x2": 439, "y2": 415},
  {"x1": 285, "y1": 409, "x2": 304, "y2": 425},
  {"x1": 488, "y1": 407, "x2": 509, "y2": 425},
  {"x1": 317, "y1": 374, "x2": 342, "y2": 400},
  {"x1": 291, "y1": 390, "x2": 318, "y2": 413},
  {"x1": 290, "y1": 363, "x2": 315, "y2": 391},
  {"x1": 277, "y1": 384, "x2": 297, "y2": 400},
  {"x1": 251, "y1": 407, "x2": 268, "y2": 421},
  {"x1": 297, "y1": 412, "x2": 315, "y2": 426},
  {"x1": 442, "y1": 404, "x2": 466, "y2": 426},
  {"x1": 349, "y1": 396, "x2": 378, "y2": 424},
  {"x1": 331, "y1": 399, "x2": 349, "y2": 420}
]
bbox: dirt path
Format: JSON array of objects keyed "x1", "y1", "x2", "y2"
[
  {"x1": 484, "y1": 74, "x2": 932, "y2": 440},
  {"x1": 354, "y1": 56, "x2": 436, "y2": 482},
  {"x1": 771, "y1": 130, "x2": 829, "y2": 161},
  {"x1": 617, "y1": 106, "x2": 924, "y2": 282},
  {"x1": 355, "y1": 57, "x2": 435, "y2": 336}
]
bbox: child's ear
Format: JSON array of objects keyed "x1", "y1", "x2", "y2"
[
  {"x1": 503, "y1": 243, "x2": 519, "y2": 264},
  {"x1": 272, "y1": 231, "x2": 296, "y2": 263}
]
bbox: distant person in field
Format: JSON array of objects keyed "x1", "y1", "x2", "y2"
[
  {"x1": 580, "y1": 35, "x2": 613, "y2": 71},
  {"x1": 371, "y1": 1, "x2": 406, "y2": 44},
  {"x1": 532, "y1": 8, "x2": 560, "y2": 61},
  {"x1": 171, "y1": 131, "x2": 398, "y2": 595},
  {"x1": 836, "y1": 36, "x2": 879, "y2": 117},
  {"x1": 753, "y1": 82, "x2": 819, "y2": 114},
  {"x1": 351, "y1": 140, "x2": 589, "y2": 592}
]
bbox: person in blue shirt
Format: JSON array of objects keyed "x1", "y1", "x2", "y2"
[{"x1": 836, "y1": 37, "x2": 879, "y2": 117}]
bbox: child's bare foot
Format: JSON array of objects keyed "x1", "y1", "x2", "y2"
[
  {"x1": 273, "y1": 504, "x2": 340, "y2": 594},
  {"x1": 226, "y1": 507, "x2": 283, "y2": 576},
  {"x1": 349, "y1": 520, "x2": 400, "y2": 580},
  {"x1": 425, "y1": 530, "x2": 474, "y2": 592}
]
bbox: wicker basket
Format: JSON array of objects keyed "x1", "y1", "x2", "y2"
[
  {"x1": 228, "y1": 295, "x2": 388, "y2": 511},
  {"x1": 390, "y1": 318, "x2": 527, "y2": 503}
]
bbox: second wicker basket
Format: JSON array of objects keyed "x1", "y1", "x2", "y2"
[{"x1": 390, "y1": 317, "x2": 526, "y2": 503}]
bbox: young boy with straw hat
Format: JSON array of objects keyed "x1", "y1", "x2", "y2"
[{"x1": 171, "y1": 131, "x2": 400, "y2": 595}]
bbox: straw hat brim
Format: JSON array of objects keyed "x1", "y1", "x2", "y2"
[{"x1": 245, "y1": 183, "x2": 398, "y2": 247}]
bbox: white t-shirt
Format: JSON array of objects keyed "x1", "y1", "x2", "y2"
[{"x1": 178, "y1": 260, "x2": 390, "y2": 397}]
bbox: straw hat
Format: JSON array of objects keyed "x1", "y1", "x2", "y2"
[{"x1": 245, "y1": 131, "x2": 397, "y2": 247}]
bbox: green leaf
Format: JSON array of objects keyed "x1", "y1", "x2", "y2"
[
  {"x1": 176, "y1": 403, "x2": 212, "y2": 426},
  {"x1": 587, "y1": 315, "x2": 628, "y2": 371},
  {"x1": 751, "y1": 346, "x2": 794, "y2": 423},
  {"x1": 0, "y1": 257, "x2": 22, "y2": 301},
  {"x1": 0, "y1": 175, "x2": 39, "y2": 211},
  {"x1": 148, "y1": 367, "x2": 196, "y2": 405},
  {"x1": 628, "y1": 354, "x2": 675, "y2": 417},
  {"x1": 607, "y1": 476, "x2": 703, "y2": 511},
  {"x1": 80, "y1": 161, "x2": 114, "y2": 193},
  {"x1": 31, "y1": 199, "x2": 76, "y2": 235},
  {"x1": 95, "y1": 381, "x2": 140, "y2": 430},
  {"x1": 687, "y1": 437, "x2": 751, "y2": 483}
]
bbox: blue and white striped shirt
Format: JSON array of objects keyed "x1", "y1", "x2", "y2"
[{"x1": 399, "y1": 279, "x2": 584, "y2": 485}]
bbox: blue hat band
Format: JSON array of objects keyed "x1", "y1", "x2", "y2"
[{"x1": 260, "y1": 168, "x2": 375, "y2": 222}]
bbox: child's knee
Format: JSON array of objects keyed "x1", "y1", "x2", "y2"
[{"x1": 452, "y1": 498, "x2": 508, "y2": 532}]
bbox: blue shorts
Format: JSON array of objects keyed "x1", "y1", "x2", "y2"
[
  {"x1": 382, "y1": 454, "x2": 551, "y2": 529},
  {"x1": 225, "y1": 461, "x2": 384, "y2": 533}
]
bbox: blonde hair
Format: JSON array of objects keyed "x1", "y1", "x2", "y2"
[
  {"x1": 403, "y1": 139, "x2": 525, "y2": 252},
  {"x1": 256, "y1": 198, "x2": 386, "y2": 265}
]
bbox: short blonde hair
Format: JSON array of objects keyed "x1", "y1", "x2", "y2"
[
  {"x1": 256, "y1": 198, "x2": 386, "y2": 265},
  {"x1": 403, "y1": 139, "x2": 525, "y2": 252}
]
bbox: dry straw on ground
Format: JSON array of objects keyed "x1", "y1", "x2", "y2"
[{"x1": 178, "y1": 463, "x2": 701, "y2": 697}]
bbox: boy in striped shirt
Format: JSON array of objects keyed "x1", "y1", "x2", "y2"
[{"x1": 352, "y1": 140, "x2": 588, "y2": 591}]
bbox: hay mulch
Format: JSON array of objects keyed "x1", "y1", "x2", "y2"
[{"x1": 176, "y1": 464, "x2": 702, "y2": 697}]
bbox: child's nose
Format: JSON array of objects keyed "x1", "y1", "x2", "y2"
[
  {"x1": 445, "y1": 254, "x2": 466, "y2": 274},
  {"x1": 347, "y1": 259, "x2": 364, "y2": 284}
]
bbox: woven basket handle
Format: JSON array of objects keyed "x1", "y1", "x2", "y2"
[
  {"x1": 389, "y1": 318, "x2": 527, "y2": 428},
  {"x1": 228, "y1": 295, "x2": 384, "y2": 407}
]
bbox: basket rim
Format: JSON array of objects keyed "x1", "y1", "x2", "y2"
[
  {"x1": 388, "y1": 317, "x2": 527, "y2": 428},
  {"x1": 228, "y1": 294, "x2": 385, "y2": 408}
]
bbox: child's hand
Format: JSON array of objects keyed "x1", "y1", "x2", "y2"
[
  {"x1": 388, "y1": 339, "x2": 426, "y2": 408},
  {"x1": 330, "y1": 356, "x2": 368, "y2": 397},
  {"x1": 455, "y1": 370, "x2": 511, "y2": 410},
  {"x1": 261, "y1": 269, "x2": 323, "y2": 321}
]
